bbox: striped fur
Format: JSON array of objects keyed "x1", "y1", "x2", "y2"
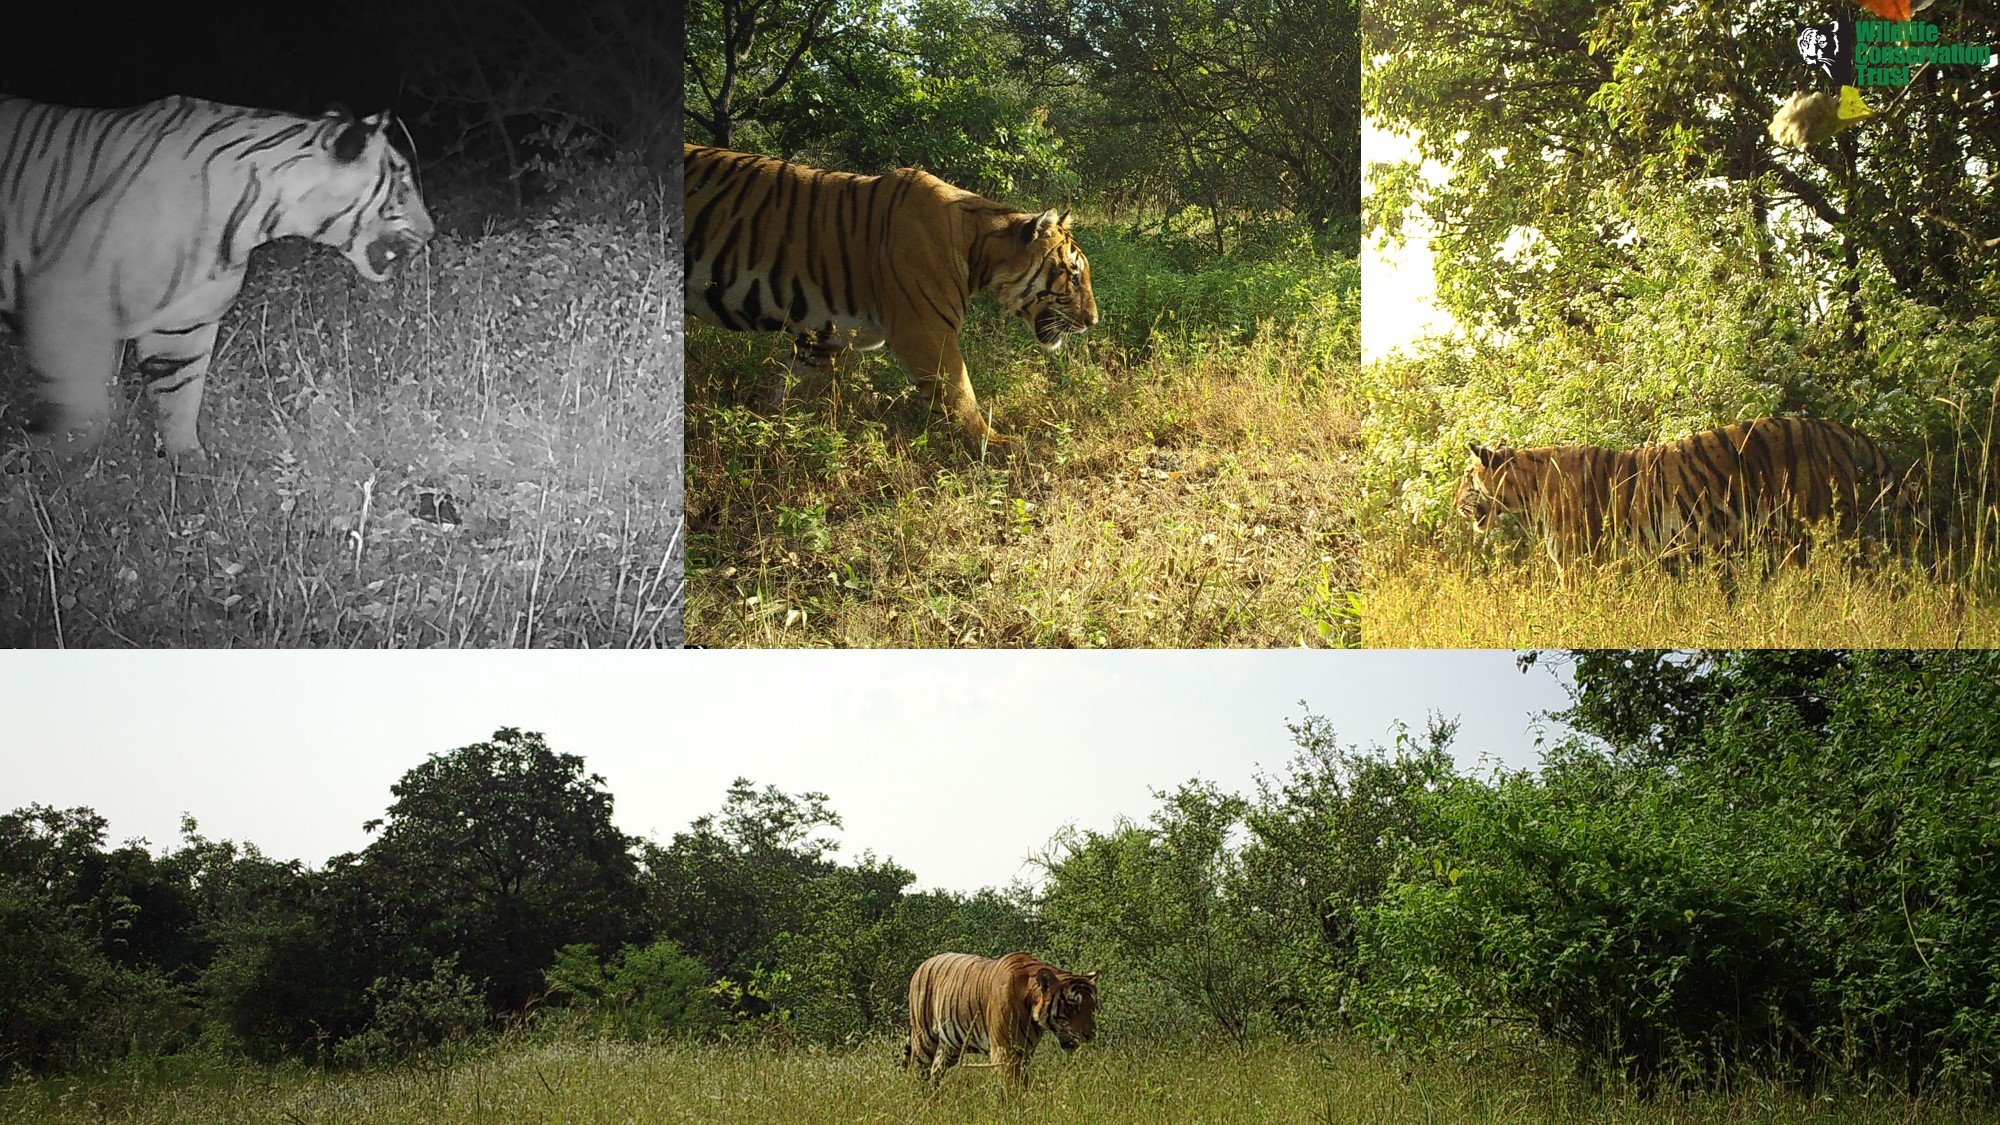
[
  {"x1": 684, "y1": 144, "x2": 1096, "y2": 454},
  {"x1": 0, "y1": 95, "x2": 434, "y2": 460},
  {"x1": 904, "y1": 951, "x2": 1098, "y2": 1087},
  {"x1": 1453, "y1": 416, "x2": 1904, "y2": 569}
]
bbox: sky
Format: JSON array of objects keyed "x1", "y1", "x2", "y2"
[
  {"x1": 1361, "y1": 118, "x2": 1456, "y2": 364},
  {"x1": 0, "y1": 651, "x2": 1574, "y2": 893}
]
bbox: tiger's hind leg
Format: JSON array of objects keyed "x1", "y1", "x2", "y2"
[
  {"x1": 21, "y1": 304, "x2": 121, "y2": 456},
  {"x1": 135, "y1": 322, "x2": 221, "y2": 463}
]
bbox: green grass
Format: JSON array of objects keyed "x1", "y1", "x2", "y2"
[
  {"x1": 0, "y1": 183, "x2": 682, "y2": 647},
  {"x1": 685, "y1": 224, "x2": 1363, "y2": 648},
  {"x1": 6, "y1": 1036, "x2": 1997, "y2": 1125}
]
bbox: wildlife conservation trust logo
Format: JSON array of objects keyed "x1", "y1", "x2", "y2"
[
  {"x1": 1769, "y1": 12, "x2": 1992, "y2": 149},
  {"x1": 1796, "y1": 17, "x2": 1992, "y2": 87}
]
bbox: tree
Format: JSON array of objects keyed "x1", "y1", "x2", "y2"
[
  {"x1": 641, "y1": 779, "x2": 844, "y2": 986},
  {"x1": 1366, "y1": 0, "x2": 2000, "y2": 334},
  {"x1": 1041, "y1": 781, "x2": 1268, "y2": 1041},
  {"x1": 0, "y1": 807, "x2": 195, "y2": 1071},
  {"x1": 359, "y1": 728, "x2": 643, "y2": 1013},
  {"x1": 1007, "y1": 0, "x2": 1360, "y2": 239},
  {"x1": 1240, "y1": 711, "x2": 1457, "y2": 1028},
  {"x1": 687, "y1": 0, "x2": 1072, "y2": 197}
]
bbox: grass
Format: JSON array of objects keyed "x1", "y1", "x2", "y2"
[
  {"x1": 685, "y1": 224, "x2": 1363, "y2": 648},
  {"x1": 1363, "y1": 541, "x2": 2000, "y2": 647},
  {"x1": 6, "y1": 1035, "x2": 1999, "y2": 1125},
  {"x1": 0, "y1": 178, "x2": 683, "y2": 647}
]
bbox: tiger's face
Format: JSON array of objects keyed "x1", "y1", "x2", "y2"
[
  {"x1": 1031, "y1": 968, "x2": 1099, "y2": 1051},
  {"x1": 1455, "y1": 443, "x2": 1523, "y2": 531},
  {"x1": 304, "y1": 111, "x2": 435, "y2": 283},
  {"x1": 999, "y1": 210, "x2": 1097, "y2": 349}
]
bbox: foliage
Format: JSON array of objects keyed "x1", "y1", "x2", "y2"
[
  {"x1": 1366, "y1": 0, "x2": 1999, "y2": 331},
  {"x1": 686, "y1": 0, "x2": 1072, "y2": 197},
  {"x1": 1008, "y1": 0, "x2": 1361, "y2": 236},
  {"x1": 360, "y1": 728, "x2": 644, "y2": 1014},
  {"x1": 332, "y1": 956, "x2": 489, "y2": 1068},
  {"x1": 1353, "y1": 652, "x2": 2000, "y2": 1092},
  {"x1": 544, "y1": 939, "x2": 725, "y2": 1040}
]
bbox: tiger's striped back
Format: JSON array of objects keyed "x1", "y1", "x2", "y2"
[
  {"x1": 684, "y1": 143, "x2": 1095, "y2": 453},
  {"x1": 1454, "y1": 416, "x2": 1907, "y2": 568},
  {"x1": 905, "y1": 951, "x2": 1098, "y2": 1087},
  {"x1": 1, "y1": 95, "x2": 433, "y2": 459}
]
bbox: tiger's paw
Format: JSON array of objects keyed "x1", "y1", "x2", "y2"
[
  {"x1": 153, "y1": 437, "x2": 211, "y2": 468},
  {"x1": 23, "y1": 405, "x2": 109, "y2": 459},
  {"x1": 977, "y1": 431, "x2": 1025, "y2": 461}
]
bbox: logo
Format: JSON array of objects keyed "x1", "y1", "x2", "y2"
[
  {"x1": 1794, "y1": 19, "x2": 1993, "y2": 87},
  {"x1": 1795, "y1": 21, "x2": 1852, "y2": 82}
]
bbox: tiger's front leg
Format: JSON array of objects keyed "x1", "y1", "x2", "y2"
[
  {"x1": 773, "y1": 330, "x2": 844, "y2": 412},
  {"x1": 22, "y1": 305, "x2": 120, "y2": 457},
  {"x1": 886, "y1": 323, "x2": 1021, "y2": 458},
  {"x1": 136, "y1": 322, "x2": 222, "y2": 463}
]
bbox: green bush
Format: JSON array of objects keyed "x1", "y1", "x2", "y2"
[
  {"x1": 544, "y1": 939, "x2": 725, "y2": 1041},
  {"x1": 1352, "y1": 653, "x2": 2000, "y2": 1093}
]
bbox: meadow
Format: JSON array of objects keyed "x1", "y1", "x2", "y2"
[
  {"x1": 684, "y1": 224, "x2": 1363, "y2": 648},
  {"x1": 7, "y1": 1035, "x2": 1998, "y2": 1125},
  {"x1": 0, "y1": 172, "x2": 683, "y2": 648}
]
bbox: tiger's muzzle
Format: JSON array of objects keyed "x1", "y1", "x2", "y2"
[{"x1": 364, "y1": 228, "x2": 429, "y2": 279}]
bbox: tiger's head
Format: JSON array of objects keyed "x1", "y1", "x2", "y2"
[
  {"x1": 1454, "y1": 443, "x2": 1529, "y2": 531},
  {"x1": 1030, "y1": 965, "x2": 1099, "y2": 1051},
  {"x1": 298, "y1": 108, "x2": 435, "y2": 283},
  {"x1": 995, "y1": 210, "x2": 1097, "y2": 349}
]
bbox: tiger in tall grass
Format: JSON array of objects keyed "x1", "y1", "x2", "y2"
[
  {"x1": 1453, "y1": 416, "x2": 1910, "y2": 571},
  {"x1": 684, "y1": 143, "x2": 1097, "y2": 456},
  {"x1": 904, "y1": 951, "x2": 1098, "y2": 1088},
  {"x1": 0, "y1": 95, "x2": 434, "y2": 461}
]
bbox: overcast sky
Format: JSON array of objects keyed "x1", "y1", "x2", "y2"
[{"x1": 0, "y1": 651, "x2": 1573, "y2": 893}]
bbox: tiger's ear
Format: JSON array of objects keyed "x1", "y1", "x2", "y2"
[
  {"x1": 1084, "y1": 971, "x2": 1099, "y2": 983},
  {"x1": 1033, "y1": 967, "x2": 1058, "y2": 993},
  {"x1": 1025, "y1": 209, "x2": 1067, "y2": 242},
  {"x1": 1471, "y1": 443, "x2": 1511, "y2": 469}
]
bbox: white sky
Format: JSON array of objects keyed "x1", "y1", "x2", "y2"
[
  {"x1": 1361, "y1": 118, "x2": 1456, "y2": 363},
  {"x1": 0, "y1": 651, "x2": 1573, "y2": 893}
]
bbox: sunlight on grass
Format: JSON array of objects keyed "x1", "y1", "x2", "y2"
[
  {"x1": 685, "y1": 224, "x2": 1362, "y2": 648},
  {"x1": 1364, "y1": 543, "x2": 2000, "y2": 648}
]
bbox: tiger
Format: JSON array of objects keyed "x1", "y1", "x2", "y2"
[
  {"x1": 0, "y1": 95, "x2": 435, "y2": 462},
  {"x1": 1453, "y1": 415, "x2": 1908, "y2": 571},
  {"x1": 904, "y1": 951, "x2": 1098, "y2": 1088},
  {"x1": 684, "y1": 143, "x2": 1097, "y2": 456}
]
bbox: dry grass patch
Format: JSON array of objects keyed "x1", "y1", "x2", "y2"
[
  {"x1": 8, "y1": 1037, "x2": 2000, "y2": 1125},
  {"x1": 686, "y1": 328, "x2": 1362, "y2": 647},
  {"x1": 686, "y1": 221, "x2": 1364, "y2": 648},
  {"x1": 1364, "y1": 542, "x2": 2000, "y2": 647}
]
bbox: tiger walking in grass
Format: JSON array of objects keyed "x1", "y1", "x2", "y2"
[
  {"x1": 683, "y1": 144, "x2": 1097, "y2": 457},
  {"x1": 905, "y1": 951, "x2": 1098, "y2": 1090},
  {"x1": 1453, "y1": 416, "x2": 1914, "y2": 572}
]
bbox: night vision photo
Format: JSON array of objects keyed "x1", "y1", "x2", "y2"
[{"x1": 0, "y1": 0, "x2": 684, "y2": 648}]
